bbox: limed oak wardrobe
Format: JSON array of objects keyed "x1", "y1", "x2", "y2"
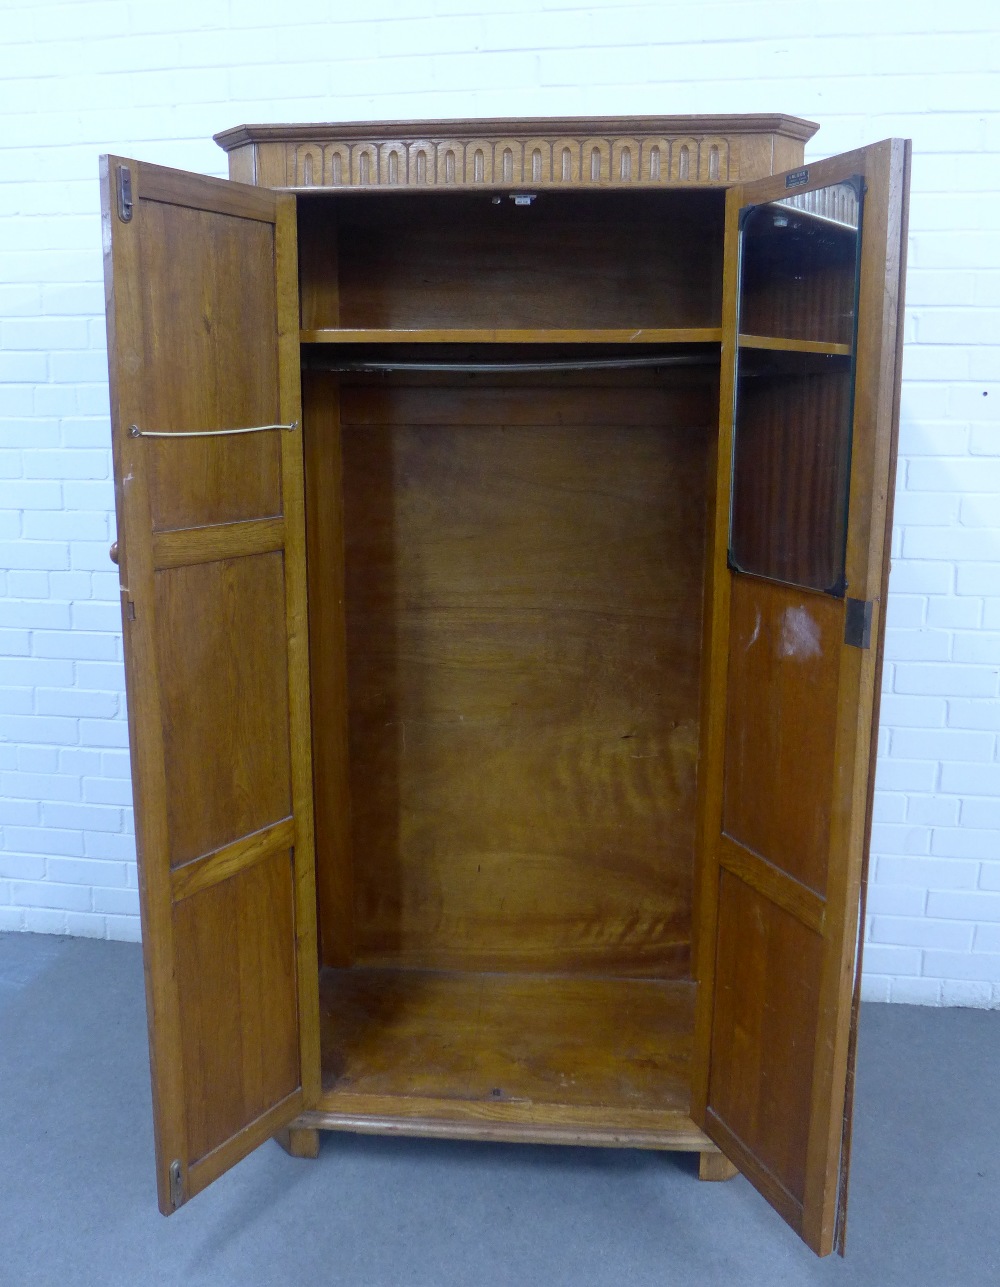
[{"x1": 100, "y1": 115, "x2": 909, "y2": 1257}]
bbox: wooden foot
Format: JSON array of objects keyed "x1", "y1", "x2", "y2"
[
  {"x1": 274, "y1": 1125, "x2": 321, "y2": 1159},
  {"x1": 698, "y1": 1150, "x2": 738, "y2": 1182}
]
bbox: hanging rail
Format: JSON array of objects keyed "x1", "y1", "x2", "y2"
[
  {"x1": 305, "y1": 355, "x2": 718, "y2": 374},
  {"x1": 128, "y1": 421, "x2": 298, "y2": 439}
]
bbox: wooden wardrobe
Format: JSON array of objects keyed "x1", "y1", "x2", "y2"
[{"x1": 100, "y1": 115, "x2": 910, "y2": 1257}]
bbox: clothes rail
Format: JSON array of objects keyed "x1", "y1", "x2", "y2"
[{"x1": 304, "y1": 355, "x2": 718, "y2": 374}]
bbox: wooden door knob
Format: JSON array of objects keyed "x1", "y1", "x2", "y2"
[{"x1": 109, "y1": 541, "x2": 119, "y2": 565}]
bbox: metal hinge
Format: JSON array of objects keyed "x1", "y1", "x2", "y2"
[
  {"x1": 845, "y1": 598, "x2": 873, "y2": 649},
  {"x1": 117, "y1": 164, "x2": 133, "y2": 222},
  {"x1": 169, "y1": 1159, "x2": 184, "y2": 1208}
]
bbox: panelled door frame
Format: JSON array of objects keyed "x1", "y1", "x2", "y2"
[
  {"x1": 101, "y1": 157, "x2": 320, "y2": 1211},
  {"x1": 691, "y1": 139, "x2": 910, "y2": 1255}
]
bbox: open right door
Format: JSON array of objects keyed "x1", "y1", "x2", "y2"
[{"x1": 691, "y1": 139, "x2": 910, "y2": 1256}]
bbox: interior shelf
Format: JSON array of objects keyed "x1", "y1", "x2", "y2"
[
  {"x1": 737, "y1": 333, "x2": 851, "y2": 356},
  {"x1": 300, "y1": 326, "x2": 723, "y2": 345},
  {"x1": 300, "y1": 328, "x2": 850, "y2": 357},
  {"x1": 314, "y1": 967, "x2": 698, "y2": 1142}
]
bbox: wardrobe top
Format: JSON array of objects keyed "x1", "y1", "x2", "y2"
[{"x1": 213, "y1": 115, "x2": 820, "y2": 191}]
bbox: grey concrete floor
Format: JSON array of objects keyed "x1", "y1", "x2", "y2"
[{"x1": 1, "y1": 932, "x2": 997, "y2": 1287}]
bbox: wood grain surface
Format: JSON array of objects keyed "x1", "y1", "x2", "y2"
[
  {"x1": 335, "y1": 375, "x2": 713, "y2": 977},
  {"x1": 101, "y1": 157, "x2": 318, "y2": 1211},
  {"x1": 135, "y1": 200, "x2": 283, "y2": 533},
  {"x1": 722, "y1": 576, "x2": 842, "y2": 897},
  {"x1": 692, "y1": 141, "x2": 909, "y2": 1256},
  {"x1": 302, "y1": 371, "x2": 354, "y2": 968},
  {"x1": 301, "y1": 327, "x2": 724, "y2": 345},
  {"x1": 215, "y1": 114, "x2": 819, "y2": 191},
  {"x1": 316, "y1": 191, "x2": 725, "y2": 331},
  {"x1": 319, "y1": 967, "x2": 696, "y2": 1120},
  {"x1": 153, "y1": 552, "x2": 292, "y2": 868},
  {"x1": 174, "y1": 848, "x2": 301, "y2": 1162},
  {"x1": 730, "y1": 366, "x2": 853, "y2": 592}
]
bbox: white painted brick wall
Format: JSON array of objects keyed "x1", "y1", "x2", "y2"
[{"x1": 1, "y1": 0, "x2": 998, "y2": 1004}]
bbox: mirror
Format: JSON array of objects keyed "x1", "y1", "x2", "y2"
[{"x1": 729, "y1": 180, "x2": 863, "y2": 594}]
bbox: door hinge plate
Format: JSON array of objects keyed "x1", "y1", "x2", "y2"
[
  {"x1": 845, "y1": 598, "x2": 873, "y2": 649},
  {"x1": 169, "y1": 1159, "x2": 184, "y2": 1208},
  {"x1": 117, "y1": 164, "x2": 133, "y2": 222}
]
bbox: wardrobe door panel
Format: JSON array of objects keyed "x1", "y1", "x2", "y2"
[
  {"x1": 692, "y1": 140, "x2": 910, "y2": 1256},
  {"x1": 101, "y1": 157, "x2": 320, "y2": 1212}
]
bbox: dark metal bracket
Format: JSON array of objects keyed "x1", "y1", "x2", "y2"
[
  {"x1": 117, "y1": 164, "x2": 133, "y2": 222},
  {"x1": 844, "y1": 598, "x2": 874, "y2": 649}
]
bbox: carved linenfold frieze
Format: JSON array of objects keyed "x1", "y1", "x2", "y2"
[
  {"x1": 282, "y1": 135, "x2": 736, "y2": 189},
  {"x1": 215, "y1": 116, "x2": 820, "y2": 189}
]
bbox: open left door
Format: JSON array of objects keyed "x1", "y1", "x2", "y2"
[
  {"x1": 692, "y1": 140, "x2": 910, "y2": 1255},
  {"x1": 101, "y1": 157, "x2": 319, "y2": 1211}
]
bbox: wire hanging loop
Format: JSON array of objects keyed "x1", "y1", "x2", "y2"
[{"x1": 128, "y1": 421, "x2": 298, "y2": 439}]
